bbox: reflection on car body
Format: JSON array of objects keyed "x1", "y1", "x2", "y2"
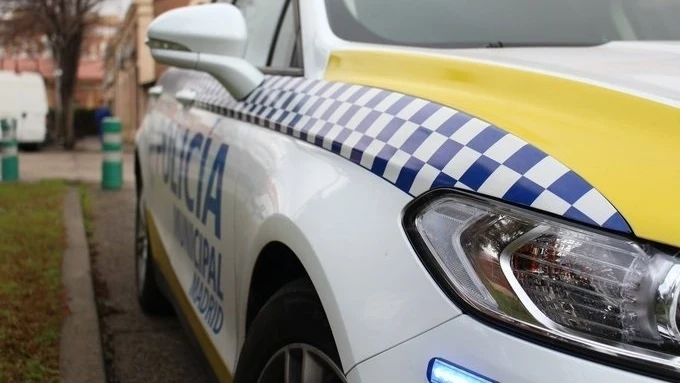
[{"x1": 134, "y1": 1, "x2": 680, "y2": 382}]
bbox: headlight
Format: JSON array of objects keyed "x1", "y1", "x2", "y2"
[{"x1": 403, "y1": 190, "x2": 680, "y2": 379}]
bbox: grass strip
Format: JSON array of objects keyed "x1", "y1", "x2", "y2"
[{"x1": 0, "y1": 180, "x2": 67, "y2": 383}]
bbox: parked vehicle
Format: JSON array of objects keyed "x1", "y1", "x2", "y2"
[
  {"x1": 0, "y1": 71, "x2": 48, "y2": 147},
  {"x1": 134, "y1": 1, "x2": 680, "y2": 382}
]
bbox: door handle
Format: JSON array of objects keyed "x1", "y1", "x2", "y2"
[
  {"x1": 175, "y1": 89, "x2": 197, "y2": 108},
  {"x1": 148, "y1": 85, "x2": 163, "y2": 99}
]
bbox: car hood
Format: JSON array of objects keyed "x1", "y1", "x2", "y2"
[
  {"x1": 325, "y1": 42, "x2": 680, "y2": 247},
  {"x1": 444, "y1": 41, "x2": 680, "y2": 107}
]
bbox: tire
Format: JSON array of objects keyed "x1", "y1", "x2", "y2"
[
  {"x1": 234, "y1": 279, "x2": 347, "y2": 383},
  {"x1": 135, "y1": 184, "x2": 172, "y2": 315}
]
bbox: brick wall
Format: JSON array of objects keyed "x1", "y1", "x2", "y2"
[{"x1": 154, "y1": 0, "x2": 190, "y2": 17}]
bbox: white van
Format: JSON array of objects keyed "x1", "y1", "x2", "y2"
[{"x1": 0, "y1": 71, "x2": 48, "y2": 147}]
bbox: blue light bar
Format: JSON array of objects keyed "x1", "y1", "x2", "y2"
[{"x1": 428, "y1": 358, "x2": 497, "y2": 383}]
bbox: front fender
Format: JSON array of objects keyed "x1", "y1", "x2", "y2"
[{"x1": 233, "y1": 123, "x2": 461, "y2": 373}]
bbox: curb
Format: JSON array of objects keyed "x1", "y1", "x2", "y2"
[{"x1": 59, "y1": 188, "x2": 107, "y2": 383}]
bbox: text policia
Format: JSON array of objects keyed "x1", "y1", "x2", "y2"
[{"x1": 150, "y1": 116, "x2": 228, "y2": 334}]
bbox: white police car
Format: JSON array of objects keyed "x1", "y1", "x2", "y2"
[{"x1": 134, "y1": 1, "x2": 680, "y2": 382}]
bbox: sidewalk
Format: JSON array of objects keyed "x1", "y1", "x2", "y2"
[
  {"x1": 60, "y1": 188, "x2": 106, "y2": 383},
  {"x1": 19, "y1": 137, "x2": 134, "y2": 185}
]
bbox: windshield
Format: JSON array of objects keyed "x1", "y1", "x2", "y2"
[{"x1": 326, "y1": 0, "x2": 680, "y2": 48}]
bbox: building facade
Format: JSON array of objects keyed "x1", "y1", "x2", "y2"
[
  {"x1": 0, "y1": 15, "x2": 120, "y2": 109},
  {"x1": 103, "y1": 0, "x2": 206, "y2": 142}
]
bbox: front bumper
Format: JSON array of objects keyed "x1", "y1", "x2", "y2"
[{"x1": 347, "y1": 315, "x2": 664, "y2": 383}]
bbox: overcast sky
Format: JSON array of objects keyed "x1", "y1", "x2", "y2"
[{"x1": 100, "y1": 0, "x2": 132, "y2": 16}]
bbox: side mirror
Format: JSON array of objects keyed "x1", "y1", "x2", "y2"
[{"x1": 146, "y1": 3, "x2": 264, "y2": 100}]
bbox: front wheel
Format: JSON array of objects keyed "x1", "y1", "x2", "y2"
[{"x1": 234, "y1": 279, "x2": 347, "y2": 383}]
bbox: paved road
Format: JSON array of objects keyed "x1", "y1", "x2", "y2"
[
  {"x1": 88, "y1": 186, "x2": 213, "y2": 383},
  {"x1": 19, "y1": 138, "x2": 212, "y2": 382}
]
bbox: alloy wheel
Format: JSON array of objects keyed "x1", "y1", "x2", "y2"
[{"x1": 257, "y1": 344, "x2": 347, "y2": 383}]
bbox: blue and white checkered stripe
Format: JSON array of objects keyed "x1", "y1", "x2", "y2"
[{"x1": 159, "y1": 69, "x2": 631, "y2": 233}]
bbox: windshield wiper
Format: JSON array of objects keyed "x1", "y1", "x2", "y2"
[
  {"x1": 485, "y1": 41, "x2": 505, "y2": 48},
  {"x1": 484, "y1": 41, "x2": 603, "y2": 48}
]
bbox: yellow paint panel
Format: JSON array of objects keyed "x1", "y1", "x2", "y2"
[
  {"x1": 146, "y1": 211, "x2": 234, "y2": 383},
  {"x1": 326, "y1": 50, "x2": 680, "y2": 247}
]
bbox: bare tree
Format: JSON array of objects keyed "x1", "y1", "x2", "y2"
[{"x1": 0, "y1": 0, "x2": 104, "y2": 149}]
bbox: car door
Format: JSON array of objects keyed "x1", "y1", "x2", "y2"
[
  {"x1": 143, "y1": 69, "x2": 241, "y2": 370},
  {"x1": 146, "y1": 0, "x2": 302, "y2": 373}
]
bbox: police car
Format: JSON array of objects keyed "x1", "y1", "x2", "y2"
[{"x1": 134, "y1": 1, "x2": 680, "y2": 382}]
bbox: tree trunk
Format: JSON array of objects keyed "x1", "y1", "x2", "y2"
[
  {"x1": 62, "y1": 96, "x2": 75, "y2": 149},
  {"x1": 55, "y1": 32, "x2": 84, "y2": 150}
]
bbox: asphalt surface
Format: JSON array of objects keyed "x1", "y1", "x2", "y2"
[{"x1": 88, "y1": 185, "x2": 213, "y2": 383}]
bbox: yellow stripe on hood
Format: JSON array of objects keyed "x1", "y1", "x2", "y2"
[{"x1": 325, "y1": 50, "x2": 680, "y2": 248}]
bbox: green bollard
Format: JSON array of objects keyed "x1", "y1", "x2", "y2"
[
  {"x1": 1, "y1": 118, "x2": 19, "y2": 182},
  {"x1": 101, "y1": 117, "x2": 123, "y2": 190}
]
